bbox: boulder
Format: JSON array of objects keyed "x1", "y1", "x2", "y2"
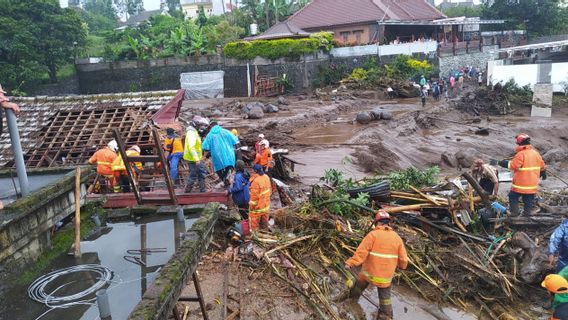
[
  {"x1": 211, "y1": 109, "x2": 223, "y2": 117},
  {"x1": 454, "y1": 147, "x2": 481, "y2": 170},
  {"x1": 380, "y1": 111, "x2": 393, "y2": 120},
  {"x1": 277, "y1": 96, "x2": 290, "y2": 105},
  {"x1": 264, "y1": 104, "x2": 279, "y2": 113},
  {"x1": 242, "y1": 102, "x2": 264, "y2": 115},
  {"x1": 543, "y1": 148, "x2": 568, "y2": 163},
  {"x1": 356, "y1": 112, "x2": 373, "y2": 125},
  {"x1": 441, "y1": 153, "x2": 456, "y2": 168},
  {"x1": 247, "y1": 105, "x2": 265, "y2": 119},
  {"x1": 370, "y1": 108, "x2": 383, "y2": 119}
]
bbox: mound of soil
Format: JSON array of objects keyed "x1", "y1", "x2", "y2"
[
  {"x1": 352, "y1": 142, "x2": 401, "y2": 173},
  {"x1": 453, "y1": 87, "x2": 512, "y2": 115}
]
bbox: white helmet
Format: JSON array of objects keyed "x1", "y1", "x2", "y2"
[
  {"x1": 260, "y1": 139, "x2": 269, "y2": 148},
  {"x1": 258, "y1": 133, "x2": 265, "y2": 139},
  {"x1": 129, "y1": 145, "x2": 141, "y2": 153},
  {"x1": 107, "y1": 140, "x2": 118, "y2": 152}
]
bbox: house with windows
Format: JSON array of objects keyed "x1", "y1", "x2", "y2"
[{"x1": 181, "y1": 0, "x2": 233, "y2": 19}]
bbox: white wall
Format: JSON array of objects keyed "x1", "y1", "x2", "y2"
[
  {"x1": 331, "y1": 41, "x2": 438, "y2": 58},
  {"x1": 490, "y1": 62, "x2": 568, "y2": 92}
]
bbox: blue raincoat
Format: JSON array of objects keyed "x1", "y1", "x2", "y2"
[
  {"x1": 550, "y1": 220, "x2": 568, "y2": 272},
  {"x1": 229, "y1": 171, "x2": 250, "y2": 206},
  {"x1": 202, "y1": 125, "x2": 239, "y2": 172}
]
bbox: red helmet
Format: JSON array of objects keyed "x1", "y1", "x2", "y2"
[
  {"x1": 374, "y1": 210, "x2": 391, "y2": 223},
  {"x1": 515, "y1": 134, "x2": 530, "y2": 145}
]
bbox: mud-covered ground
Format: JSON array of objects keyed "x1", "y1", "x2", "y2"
[{"x1": 177, "y1": 80, "x2": 568, "y2": 319}]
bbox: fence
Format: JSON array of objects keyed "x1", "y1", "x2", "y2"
[{"x1": 330, "y1": 41, "x2": 438, "y2": 58}]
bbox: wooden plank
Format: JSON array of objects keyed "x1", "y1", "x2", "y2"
[{"x1": 87, "y1": 191, "x2": 229, "y2": 208}]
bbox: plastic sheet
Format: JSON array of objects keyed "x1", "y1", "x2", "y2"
[{"x1": 180, "y1": 71, "x2": 225, "y2": 100}]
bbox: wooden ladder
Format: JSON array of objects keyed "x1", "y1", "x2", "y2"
[{"x1": 113, "y1": 128, "x2": 178, "y2": 205}]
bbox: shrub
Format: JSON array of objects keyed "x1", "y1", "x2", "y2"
[
  {"x1": 350, "y1": 68, "x2": 369, "y2": 81},
  {"x1": 313, "y1": 63, "x2": 348, "y2": 87},
  {"x1": 223, "y1": 34, "x2": 332, "y2": 60}
]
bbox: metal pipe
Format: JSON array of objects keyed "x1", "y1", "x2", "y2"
[
  {"x1": 96, "y1": 289, "x2": 112, "y2": 320},
  {"x1": 5, "y1": 108, "x2": 29, "y2": 196},
  {"x1": 176, "y1": 206, "x2": 185, "y2": 221}
]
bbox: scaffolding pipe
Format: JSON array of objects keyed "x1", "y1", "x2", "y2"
[
  {"x1": 96, "y1": 289, "x2": 112, "y2": 320},
  {"x1": 5, "y1": 108, "x2": 29, "y2": 196}
]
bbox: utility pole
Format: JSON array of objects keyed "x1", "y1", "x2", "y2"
[
  {"x1": 273, "y1": 0, "x2": 278, "y2": 23},
  {"x1": 6, "y1": 109, "x2": 29, "y2": 196}
]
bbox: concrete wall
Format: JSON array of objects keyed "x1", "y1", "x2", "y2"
[
  {"x1": 331, "y1": 41, "x2": 438, "y2": 58},
  {"x1": 129, "y1": 202, "x2": 220, "y2": 320},
  {"x1": 0, "y1": 167, "x2": 92, "y2": 273},
  {"x1": 438, "y1": 50, "x2": 497, "y2": 78}
]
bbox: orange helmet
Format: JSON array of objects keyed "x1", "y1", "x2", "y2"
[
  {"x1": 541, "y1": 274, "x2": 568, "y2": 294},
  {"x1": 374, "y1": 210, "x2": 391, "y2": 223},
  {"x1": 515, "y1": 134, "x2": 530, "y2": 145}
]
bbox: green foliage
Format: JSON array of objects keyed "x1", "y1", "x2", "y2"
[
  {"x1": 387, "y1": 55, "x2": 433, "y2": 80},
  {"x1": 387, "y1": 166, "x2": 441, "y2": 191},
  {"x1": 240, "y1": 0, "x2": 309, "y2": 33},
  {"x1": 203, "y1": 21, "x2": 245, "y2": 52},
  {"x1": 223, "y1": 37, "x2": 326, "y2": 60},
  {"x1": 276, "y1": 74, "x2": 294, "y2": 92},
  {"x1": 309, "y1": 32, "x2": 334, "y2": 51},
  {"x1": 0, "y1": 0, "x2": 87, "y2": 92},
  {"x1": 78, "y1": 6, "x2": 117, "y2": 34},
  {"x1": 503, "y1": 79, "x2": 533, "y2": 97},
  {"x1": 313, "y1": 63, "x2": 348, "y2": 87},
  {"x1": 440, "y1": 5, "x2": 483, "y2": 18},
  {"x1": 349, "y1": 68, "x2": 369, "y2": 81},
  {"x1": 196, "y1": 5, "x2": 208, "y2": 28}
]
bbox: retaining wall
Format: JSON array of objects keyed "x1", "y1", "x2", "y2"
[
  {"x1": 438, "y1": 50, "x2": 497, "y2": 78},
  {"x1": 0, "y1": 167, "x2": 92, "y2": 273},
  {"x1": 128, "y1": 202, "x2": 220, "y2": 320}
]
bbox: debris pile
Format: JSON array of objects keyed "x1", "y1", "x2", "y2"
[
  {"x1": 221, "y1": 168, "x2": 565, "y2": 319},
  {"x1": 454, "y1": 87, "x2": 513, "y2": 115}
]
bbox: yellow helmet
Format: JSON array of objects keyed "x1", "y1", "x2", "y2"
[
  {"x1": 541, "y1": 274, "x2": 568, "y2": 293},
  {"x1": 231, "y1": 129, "x2": 238, "y2": 136}
]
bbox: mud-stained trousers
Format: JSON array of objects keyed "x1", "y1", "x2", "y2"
[{"x1": 350, "y1": 278, "x2": 393, "y2": 320}]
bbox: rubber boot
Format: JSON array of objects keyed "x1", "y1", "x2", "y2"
[{"x1": 198, "y1": 180, "x2": 206, "y2": 193}]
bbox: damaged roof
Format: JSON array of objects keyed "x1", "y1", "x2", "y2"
[{"x1": 0, "y1": 91, "x2": 179, "y2": 168}]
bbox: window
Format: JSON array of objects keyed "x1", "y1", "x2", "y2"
[
  {"x1": 353, "y1": 30, "x2": 364, "y2": 44},
  {"x1": 339, "y1": 31, "x2": 350, "y2": 44}
]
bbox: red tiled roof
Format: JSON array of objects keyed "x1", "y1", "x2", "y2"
[
  {"x1": 288, "y1": 0, "x2": 445, "y2": 29},
  {"x1": 245, "y1": 21, "x2": 311, "y2": 41}
]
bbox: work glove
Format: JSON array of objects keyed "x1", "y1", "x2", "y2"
[
  {"x1": 498, "y1": 160, "x2": 509, "y2": 168},
  {"x1": 540, "y1": 170, "x2": 547, "y2": 180}
]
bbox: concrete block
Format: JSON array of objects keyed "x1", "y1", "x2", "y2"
[
  {"x1": 532, "y1": 83, "x2": 553, "y2": 106},
  {"x1": 531, "y1": 105, "x2": 552, "y2": 117}
]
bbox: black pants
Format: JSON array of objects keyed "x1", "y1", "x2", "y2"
[
  {"x1": 216, "y1": 166, "x2": 233, "y2": 186},
  {"x1": 479, "y1": 177, "x2": 495, "y2": 195},
  {"x1": 237, "y1": 203, "x2": 249, "y2": 220}
]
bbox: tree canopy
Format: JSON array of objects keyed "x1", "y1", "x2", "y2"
[{"x1": 0, "y1": 0, "x2": 87, "y2": 92}]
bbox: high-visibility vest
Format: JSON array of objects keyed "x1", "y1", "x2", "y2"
[
  {"x1": 183, "y1": 129, "x2": 203, "y2": 162},
  {"x1": 164, "y1": 136, "x2": 184, "y2": 154},
  {"x1": 249, "y1": 173, "x2": 271, "y2": 216},
  {"x1": 88, "y1": 147, "x2": 117, "y2": 175},
  {"x1": 346, "y1": 225, "x2": 409, "y2": 288},
  {"x1": 509, "y1": 145, "x2": 545, "y2": 194},
  {"x1": 254, "y1": 148, "x2": 273, "y2": 168},
  {"x1": 111, "y1": 150, "x2": 142, "y2": 172}
]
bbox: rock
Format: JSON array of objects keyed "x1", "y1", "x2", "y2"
[
  {"x1": 543, "y1": 148, "x2": 568, "y2": 163},
  {"x1": 380, "y1": 111, "x2": 393, "y2": 120},
  {"x1": 277, "y1": 96, "x2": 290, "y2": 105},
  {"x1": 247, "y1": 106, "x2": 264, "y2": 119},
  {"x1": 278, "y1": 104, "x2": 290, "y2": 111},
  {"x1": 264, "y1": 104, "x2": 279, "y2": 113},
  {"x1": 454, "y1": 147, "x2": 481, "y2": 170},
  {"x1": 211, "y1": 109, "x2": 223, "y2": 117},
  {"x1": 324, "y1": 113, "x2": 338, "y2": 122},
  {"x1": 356, "y1": 112, "x2": 373, "y2": 124},
  {"x1": 441, "y1": 153, "x2": 456, "y2": 167},
  {"x1": 370, "y1": 108, "x2": 382, "y2": 119}
]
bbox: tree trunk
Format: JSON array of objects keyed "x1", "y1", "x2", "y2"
[
  {"x1": 265, "y1": 0, "x2": 270, "y2": 29},
  {"x1": 47, "y1": 64, "x2": 58, "y2": 83}
]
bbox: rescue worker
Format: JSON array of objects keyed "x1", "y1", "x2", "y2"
[
  {"x1": 549, "y1": 221, "x2": 568, "y2": 273},
  {"x1": 88, "y1": 140, "x2": 118, "y2": 192},
  {"x1": 111, "y1": 145, "x2": 142, "y2": 192},
  {"x1": 344, "y1": 210, "x2": 409, "y2": 320},
  {"x1": 249, "y1": 164, "x2": 271, "y2": 231},
  {"x1": 231, "y1": 128, "x2": 243, "y2": 161},
  {"x1": 255, "y1": 133, "x2": 265, "y2": 154},
  {"x1": 498, "y1": 134, "x2": 546, "y2": 216},
  {"x1": 253, "y1": 139, "x2": 273, "y2": 174},
  {"x1": 163, "y1": 128, "x2": 184, "y2": 186},
  {"x1": 202, "y1": 122, "x2": 239, "y2": 186},
  {"x1": 184, "y1": 121, "x2": 207, "y2": 193},
  {"x1": 419, "y1": 75, "x2": 426, "y2": 88},
  {"x1": 471, "y1": 159, "x2": 499, "y2": 196},
  {"x1": 541, "y1": 273, "x2": 568, "y2": 319},
  {"x1": 229, "y1": 160, "x2": 250, "y2": 219}
]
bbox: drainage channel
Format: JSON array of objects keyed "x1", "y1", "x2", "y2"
[{"x1": 1, "y1": 214, "x2": 198, "y2": 320}]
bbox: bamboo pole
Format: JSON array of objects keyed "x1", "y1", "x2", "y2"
[
  {"x1": 74, "y1": 167, "x2": 82, "y2": 258},
  {"x1": 410, "y1": 186, "x2": 442, "y2": 206}
]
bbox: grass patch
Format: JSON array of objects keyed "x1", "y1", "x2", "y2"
[
  {"x1": 553, "y1": 94, "x2": 568, "y2": 107},
  {"x1": 17, "y1": 202, "x2": 105, "y2": 285},
  {"x1": 85, "y1": 35, "x2": 106, "y2": 57}
]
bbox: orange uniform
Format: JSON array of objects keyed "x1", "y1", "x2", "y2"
[
  {"x1": 345, "y1": 225, "x2": 408, "y2": 288},
  {"x1": 509, "y1": 145, "x2": 545, "y2": 194},
  {"x1": 164, "y1": 136, "x2": 184, "y2": 154},
  {"x1": 249, "y1": 173, "x2": 272, "y2": 231},
  {"x1": 253, "y1": 148, "x2": 273, "y2": 169},
  {"x1": 88, "y1": 147, "x2": 117, "y2": 176}
]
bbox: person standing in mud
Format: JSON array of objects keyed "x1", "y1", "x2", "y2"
[
  {"x1": 344, "y1": 210, "x2": 408, "y2": 320},
  {"x1": 449, "y1": 75, "x2": 456, "y2": 97},
  {"x1": 420, "y1": 87, "x2": 427, "y2": 107}
]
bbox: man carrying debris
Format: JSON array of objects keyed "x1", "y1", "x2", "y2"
[
  {"x1": 471, "y1": 159, "x2": 499, "y2": 196},
  {"x1": 498, "y1": 134, "x2": 546, "y2": 216},
  {"x1": 249, "y1": 164, "x2": 271, "y2": 231},
  {"x1": 344, "y1": 210, "x2": 408, "y2": 320},
  {"x1": 254, "y1": 139, "x2": 273, "y2": 174},
  {"x1": 163, "y1": 128, "x2": 184, "y2": 186},
  {"x1": 184, "y1": 121, "x2": 207, "y2": 193},
  {"x1": 229, "y1": 160, "x2": 250, "y2": 219},
  {"x1": 202, "y1": 122, "x2": 239, "y2": 186},
  {"x1": 111, "y1": 145, "x2": 142, "y2": 192},
  {"x1": 88, "y1": 140, "x2": 118, "y2": 192}
]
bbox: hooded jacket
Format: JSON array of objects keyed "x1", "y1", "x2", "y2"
[
  {"x1": 230, "y1": 170, "x2": 250, "y2": 206},
  {"x1": 202, "y1": 125, "x2": 238, "y2": 171}
]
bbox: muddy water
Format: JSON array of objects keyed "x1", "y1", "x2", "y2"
[{"x1": 1, "y1": 215, "x2": 196, "y2": 320}]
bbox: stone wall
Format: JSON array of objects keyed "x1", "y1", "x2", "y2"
[
  {"x1": 128, "y1": 202, "x2": 220, "y2": 320},
  {"x1": 438, "y1": 50, "x2": 497, "y2": 78},
  {"x1": 0, "y1": 167, "x2": 92, "y2": 273}
]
